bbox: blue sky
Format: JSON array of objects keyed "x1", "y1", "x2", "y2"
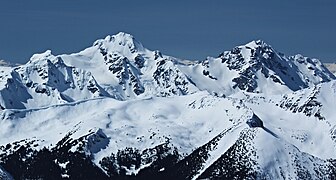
[{"x1": 0, "y1": 0, "x2": 335, "y2": 63}]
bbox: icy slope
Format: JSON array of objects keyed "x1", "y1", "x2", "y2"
[
  {"x1": 0, "y1": 92, "x2": 249, "y2": 156},
  {"x1": 171, "y1": 81, "x2": 336, "y2": 179},
  {"x1": 230, "y1": 80, "x2": 336, "y2": 158},
  {"x1": 0, "y1": 91, "x2": 253, "y2": 179},
  {"x1": 0, "y1": 32, "x2": 336, "y2": 179},
  {"x1": 0, "y1": 88, "x2": 336, "y2": 179}
]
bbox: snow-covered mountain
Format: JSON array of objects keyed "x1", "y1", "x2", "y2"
[
  {"x1": 0, "y1": 51, "x2": 108, "y2": 109},
  {"x1": 0, "y1": 32, "x2": 334, "y2": 110},
  {"x1": 179, "y1": 40, "x2": 335, "y2": 96},
  {"x1": 0, "y1": 32, "x2": 335, "y2": 179},
  {"x1": 61, "y1": 32, "x2": 199, "y2": 99},
  {"x1": 0, "y1": 59, "x2": 19, "y2": 67},
  {"x1": 59, "y1": 34, "x2": 335, "y2": 97}
]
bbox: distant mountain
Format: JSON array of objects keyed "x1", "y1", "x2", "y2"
[
  {"x1": 0, "y1": 32, "x2": 335, "y2": 179},
  {"x1": 181, "y1": 40, "x2": 334, "y2": 96},
  {"x1": 325, "y1": 63, "x2": 336, "y2": 76},
  {"x1": 0, "y1": 59, "x2": 19, "y2": 67}
]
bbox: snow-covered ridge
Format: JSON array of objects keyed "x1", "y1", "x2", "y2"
[
  {"x1": 0, "y1": 32, "x2": 334, "y2": 110},
  {"x1": 0, "y1": 52, "x2": 107, "y2": 109},
  {"x1": 214, "y1": 40, "x2": 334, "y2": 93},
  {"x1": 0, "y1": 32, "x2": 336, "y2": 179}
]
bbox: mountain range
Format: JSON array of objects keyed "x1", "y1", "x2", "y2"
[
  {"x1": 325, "y1": 63, "x2": 336, "y2": 76},
  {"x1": 0, "y1": 32, "x2": 335, "y2": 179}
]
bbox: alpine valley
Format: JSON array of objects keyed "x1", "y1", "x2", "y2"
[{"x1": 0, "y1": 32, "x2": 335, "y2": 179}]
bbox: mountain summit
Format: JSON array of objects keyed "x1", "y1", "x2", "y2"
[
  {"x1": 215, "y1": 39, "x2": 334, "y2": 93},
  {"x1": 93, "y1": 32, "x2": 146, "y2": 57},
  {"x1": 0, "y1": 33, "x2": 336, "y2": 179},
  {"x1": 0, "y1": 32, "x2": 334, "y2": 109}
]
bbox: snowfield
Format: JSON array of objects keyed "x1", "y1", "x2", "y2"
[{"x1": 0, "y1": 32, "x2": 335, "y2": 179}]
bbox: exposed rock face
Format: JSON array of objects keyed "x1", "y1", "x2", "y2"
[
  {"x1": 0, "y1": 33, "x2": 336, "y2": 179},
  {"x1": 246, "y1": 114, "x2": 264, "y2": 128}
]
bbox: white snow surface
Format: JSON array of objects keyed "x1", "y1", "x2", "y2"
[
  {"x1": 0, "y1": 33, "x2": 334, "y2": 110},
  {"x1": 0, "y1": 32, "x2": 336, "y2": 178},
  {"x1": 0, "y1": 92, "x2": 249, "y2": 156}
]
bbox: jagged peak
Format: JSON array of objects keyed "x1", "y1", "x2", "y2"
[
  {"x1": 107, "y1": 32, "x2": 134, "y2": 42},
  {"x1": 291, "y1": 54, "x2": 325, "y2": 66},
  {"x1": 29, "y1": 50, "x2": 55, "y2": 63},
  {"x1": 242, "y1": 39, "x2": 272, "y2": 49},
  {"x1": 218, "y1": 40, "x2": 274, "y2": 58},
  {"x1": 104, "y1": 32, "x2": 135, "y2": 46},
  {"x1": 93, "y1": 32, "x2": 145, "y2": 53},
  {"x1": 292, "y1": 53, "x2": 318, "y2": 62}
]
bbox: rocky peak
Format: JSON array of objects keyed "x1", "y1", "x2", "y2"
[
  {"x1": 93, "y1": 32, "x2": 145, "y2": 59},
  {"x1": 215, "y1": 40, "x2": 336, "y2": 93},
  {"x1": 28, "y1": 50, "x2": 55, "y2": 63}
]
